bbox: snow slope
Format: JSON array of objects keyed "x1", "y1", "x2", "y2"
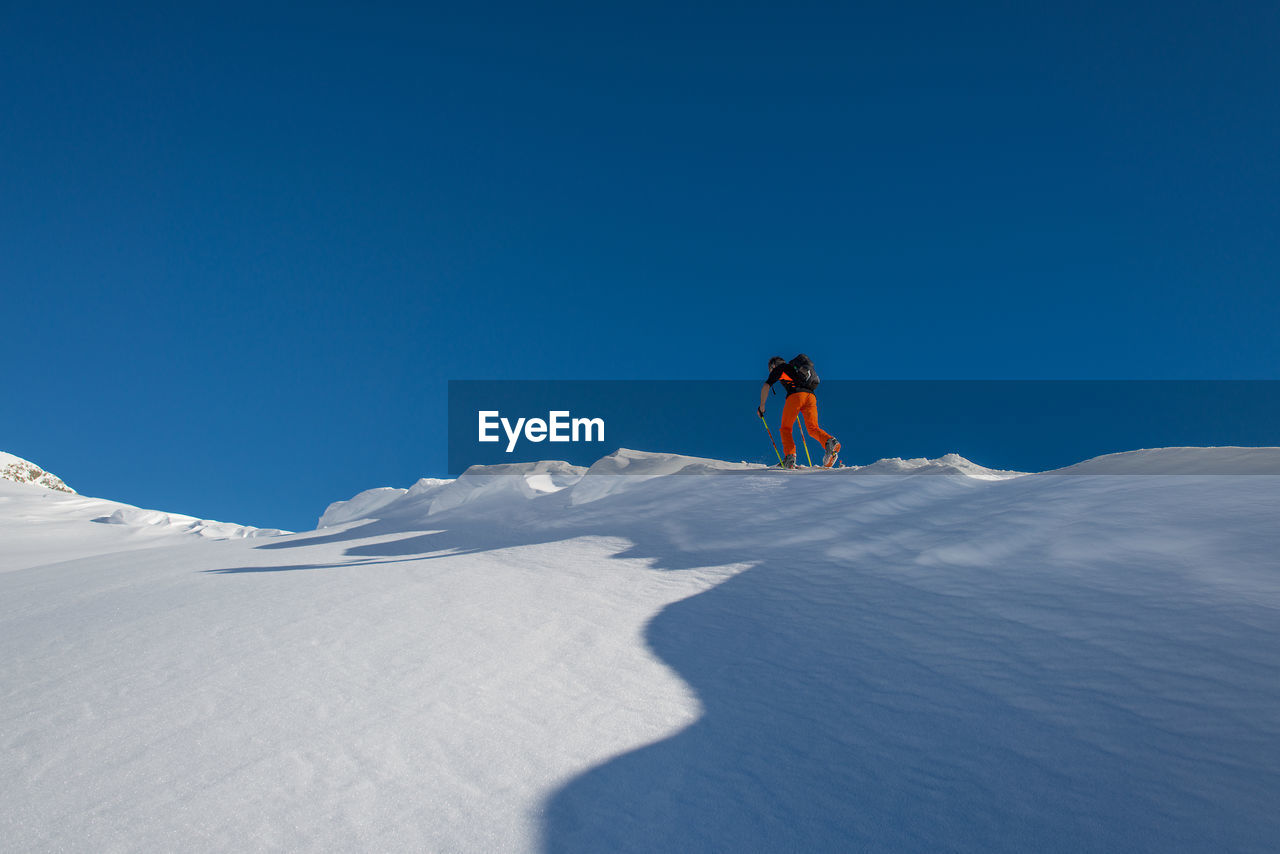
[
  {"x1": 0, "y1": 477, "x2": 288, "y2": 573},
  {"x1": 1048, "y1": 445, "x2": 1280, "y2": 474},
  {"x1": 3, "y1": 448, "x2": 1279, "y2": 853}
]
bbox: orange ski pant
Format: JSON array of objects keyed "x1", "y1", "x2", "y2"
[{"x1": 779, "y1": 392, "x2": 831, "y2": 455}]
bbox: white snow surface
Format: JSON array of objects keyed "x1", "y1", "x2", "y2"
[
  {"x1": 3, "y1": 447, "x2": 1280, "y2": 853},
  {"x1": 0, "y1": 477, "x2": 288, "y2": 573},
  {"x1": 1048, "y1": 445, "x2": 1280, "y2": 474}
]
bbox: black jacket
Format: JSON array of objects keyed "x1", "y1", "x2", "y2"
[{"x1": 766, "y1": 362, "x2": 817, "y2": 396}]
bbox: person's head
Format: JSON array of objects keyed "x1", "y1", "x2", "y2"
[{"x1": 768, "y1": 356, "x2": 785, "y2": 370}]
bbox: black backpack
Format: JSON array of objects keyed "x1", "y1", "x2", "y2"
[{"x1": 789, "y1": 354, "x2": 820, "y2": 390}]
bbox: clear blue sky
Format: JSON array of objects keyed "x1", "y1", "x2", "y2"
[{"x1": 3, "y1": 1, "x2": 1278, "y2": 530}]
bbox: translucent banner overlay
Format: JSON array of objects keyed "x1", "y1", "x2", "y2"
[{"x1": 447, "y1": 380, "x2": 1280, "y2": 475}]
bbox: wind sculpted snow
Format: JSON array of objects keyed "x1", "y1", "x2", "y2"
[{"x1": 2, "y1": 449, "x2": 1279, "y2": 852}]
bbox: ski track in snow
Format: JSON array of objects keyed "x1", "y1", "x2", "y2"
[{"x1": 2, "y1": 449, "x2": 1279, "y2": 853}]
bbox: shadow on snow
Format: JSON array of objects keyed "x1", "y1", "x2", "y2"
[{"x1": 208, "y1": 476, "x2": 1280, "y2": 853}]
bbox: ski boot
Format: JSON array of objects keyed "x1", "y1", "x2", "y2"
[{"x1": 822, "y1": 438, "x2": 841, "y2": 468}]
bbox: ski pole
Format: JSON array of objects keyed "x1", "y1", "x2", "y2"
[
  {"x1": 759, "y1": 414, "x2": 783, "y2": 464},
  {"x1": 797, "y1": 418, "x2": 814, "y2": 467}
]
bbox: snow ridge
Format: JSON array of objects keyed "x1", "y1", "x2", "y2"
[
  {"x1": 315, "y1": 448, "x2": 1027, "y2": 527},
  {"x1": 0, "y1": 449, "x2": 288, "y2": 569},
  {"x1": 318, "y1": 446, "x2": 1280, "y2": 528}
]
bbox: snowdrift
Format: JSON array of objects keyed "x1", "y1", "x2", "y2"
[
  {"x1": 317, "y1": 447, "x2": 1028, "y2": 527},
  {"x1": 4, "y1": 446, "x2": 1280, "y2": 853},
  {"x1": 97, "y1": 505, "x2": 287, "y2": 540},
  {"x1": 318, "y1": 446, "x2": 1279, "y2": 528}
]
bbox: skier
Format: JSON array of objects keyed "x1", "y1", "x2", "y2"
[{"x1": 757, "y1": 354, "x2": 841, "y2": 468}]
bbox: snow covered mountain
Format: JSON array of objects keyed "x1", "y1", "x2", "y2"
[
  {"x1": 0, "y1": 450, "x2": 74, "y2": 493},
  {"x1": 0, "y1": 451, "x2": 288, "y2": 572},
  {"x1": 3, "y1": 447, "x2": 1279, "y2": 853}
]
